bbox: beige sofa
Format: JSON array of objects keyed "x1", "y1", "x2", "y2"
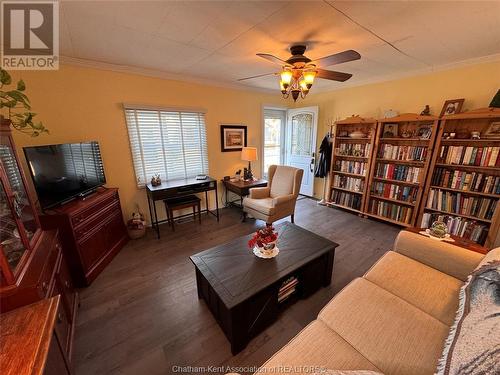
[{"x1": 256, "y1": 231, "x2": 491, "y2": 375}]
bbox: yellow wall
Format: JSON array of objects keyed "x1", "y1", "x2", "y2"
[
  {"x1": 5, "y1": 60, "x2": 500, "y2": 224},
  {"x1": 299, "y1": 60, "x2": 500, "y2": 198},
  {"x1": 7, "y1": 64, "x2": 283, "y2": 222}
]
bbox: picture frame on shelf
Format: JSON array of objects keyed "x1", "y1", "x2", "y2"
[
  {"x1": 417, "y1": 125, "x2": 432, "y2": 139},
  {"x1": 382, "y1": 123, "x2": 398, "y2": 138},
  {"x1": 482, "y1": 121, "x2": 500, "y2": 139},
  {"x1": 220, "y1": 124, "x2": 247, "y2": 152},
  {"x1": 439, "y1": 98, "x2": 464, "y2": 117}
]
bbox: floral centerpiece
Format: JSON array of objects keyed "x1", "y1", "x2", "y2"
[{"x1": 248, "y1": 226, "x2": 279, "y2": 258}]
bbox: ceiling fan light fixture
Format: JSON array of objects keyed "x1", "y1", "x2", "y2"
[
  {"x1": 280, "y1": 69, "x2": 292, "y2": 87},
  {"x1": 303, "y1": 69, "x2": 316, "y2": 88}
]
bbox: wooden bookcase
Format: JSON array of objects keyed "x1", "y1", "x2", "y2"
[
  {"x1": 365, "y1": 113, "x2": 439, "y2": 227},
  {"x1": 327, "y1": 116, "x2": 377, "y2": 214},
  {"x1": 418, "y1": 107, "x2": 500, "y2": 248}
]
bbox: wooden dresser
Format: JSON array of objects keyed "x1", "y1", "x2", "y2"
[
  {"x1": 0, "y1": 296, "x2": 72, "y2": 375},
  {"x1": 42, "y1": 188, "x2": 128, "y2": 287}
]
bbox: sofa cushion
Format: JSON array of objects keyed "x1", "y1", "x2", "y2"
[
  {"x1": 259, "y1": 320, "x2": 382, "y2": 375},
  {"x1": 365, "y1": 251, "x2": 463, "y2": 325},
  {"x1": 318, "y1": 278, "x2": 449, "y2": 375},
  {"x1": 242, "y1": 197, "x2": 275, "y2": 215}
]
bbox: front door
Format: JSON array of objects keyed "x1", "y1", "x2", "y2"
[{"x1": 285, "y1": 106, "x2": 318, "y2": 196}]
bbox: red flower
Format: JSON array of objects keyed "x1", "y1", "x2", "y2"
[{"x1": 248, "y1": 226, "x2": 278, "y2": 249}]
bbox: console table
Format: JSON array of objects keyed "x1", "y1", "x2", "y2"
[
  {"x1": 146, "y1": 177, "x2": 219, "y2": 239},
  {"x1": 222, "y1": 178, "x2": 267, "y2": 208}
]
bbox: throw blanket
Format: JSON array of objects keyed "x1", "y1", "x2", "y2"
[{"x1": 436, "y1": 259, "x2": 500, "y2": 374}]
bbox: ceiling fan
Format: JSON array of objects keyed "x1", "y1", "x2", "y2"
[{"x1": 239, "y1": 45, "x2": 361, "y2": 101}]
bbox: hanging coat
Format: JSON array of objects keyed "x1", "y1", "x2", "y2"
[{"x1": 314, "y1": 135, "x2": 332, "y2": 178}]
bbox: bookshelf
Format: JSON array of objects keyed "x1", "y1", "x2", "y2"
[
  {"x1": 418, "y1": 107, "x2": 500, "y2": 248},
  {"x1": 327, "y1": 116, "x2": 377, "y2": 213},
  {"x1": 365, "y1": 113, "x2": 439, "y2": 226}
]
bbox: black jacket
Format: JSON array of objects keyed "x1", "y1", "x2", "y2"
[{"x1": 314, "y1": 135, "x2": 332, "y2": 178}]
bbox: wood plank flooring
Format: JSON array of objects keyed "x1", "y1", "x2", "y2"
[{"x1": 73, "y1": 198, "x2": 400, "y2": 375}]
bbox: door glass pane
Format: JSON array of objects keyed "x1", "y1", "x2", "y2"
[
  {"x1": 0, "y1": 138, "x2": 38, "y2": 242},
  {"x1": 264, "y1": 117, "x2": 282, "y2": 173},
  {"x1": 0, "y1": 179, "x2": 27, "y2": 270},
  {"x1": 291, "y1": 113, "x2": 313, "y2": 157}
]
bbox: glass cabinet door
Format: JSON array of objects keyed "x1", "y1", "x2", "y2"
[
  {"x1": 0, "y1": 137, "x2": 39, "y2": 244},
  {"x1": 0, "y1": 179, "x2": 27, "y2": 271}
]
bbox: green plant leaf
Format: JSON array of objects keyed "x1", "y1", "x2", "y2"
[
  {"x1": 0, "y1": 69, "x2": 11, "y2": 85},
  {"x1": 16, "y1": 80, "x2": 26, "y2": 91}
]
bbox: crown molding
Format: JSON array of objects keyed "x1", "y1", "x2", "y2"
[
  {"x1": 59, "y1": 55, "x2": 276, "y2": 95},
  {"x1": 309, "y1": 52, "x2": 500, "y2": 95},
  {"x1": 61, "y1": 52, "x2": 500, "y2": 99}
]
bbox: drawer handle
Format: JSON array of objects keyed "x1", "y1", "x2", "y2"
[{"x1": 57, "y1": 313, "x2": 62, "y2": 323}]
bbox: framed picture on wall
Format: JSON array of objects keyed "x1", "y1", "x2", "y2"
[{"x1": 220, "y1": 124, "x2": 247, "y2": 152}]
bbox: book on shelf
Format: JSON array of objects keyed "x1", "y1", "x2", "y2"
[
  {"x1": 333, "y1": 175, "x2": 364, "y2": 192},
  {"x1": 431, "y1": 168, "x2": 500, "y2": 194},
  {"x1": 336, "y1": 143, "x2": 371, "y2": 157},
  {"x1": 426, "y1": 188, "x2": 498, "y2": 220},
  {"x1": 377, "y1": 144, "x2": 427, "y2": 161},
  {"x1": 375, "y1": 163, "x2": 421, "y2": 184},
  {"x1": 331, "y1": 190, "x2": 362, "y2": 210},
  {"x1": 369, "y1": 199, "x2": 413, "y2": 223},
  {"x1": 278, "y1": 277, "x2": 298, "y2": 303},
  {"x1": 420, "y1": 212, "x2": 489, "y2": 244},
  {"x1": 372, "y1": 181, "x2": 418, "y2": 203},
  {"x1": 438, "y1": 145, "x2": 500, "y2": 167},
  {"x1": 334, "y1": 160, "x2": 366, "y2": 175}
]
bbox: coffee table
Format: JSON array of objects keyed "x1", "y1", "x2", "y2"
[{"x1": 190, "y1": 222, "x2": 338, "y2": 354}]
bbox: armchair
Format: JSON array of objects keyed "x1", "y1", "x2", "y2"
[{"x1": 243, "y1": 165, "x2": 303, "y2": 225}]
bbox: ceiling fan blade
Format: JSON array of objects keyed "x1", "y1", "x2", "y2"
[
  {"x1": 256, "y1": 53, "x2": 293, "y2": 67},
  {"x1": 316, "y1": 69, "x2": 353, "y2": 82},
  {"x1": 237, "y1": 72, "x2": 277, "y2": 81},
  {"x1": 314, "y1": 50, "x2": 361, "y2": 67}
]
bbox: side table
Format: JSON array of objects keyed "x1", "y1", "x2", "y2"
[
  {"x1": 405, "y1": 227, "x2": 489, "y2": 254},
  {"x1": 222, "y1": 178, "x2": 267, "y2": 209}
]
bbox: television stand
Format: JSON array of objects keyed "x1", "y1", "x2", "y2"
[
  {"x1": 78, "y1": 187, "x2": 99, "y2": 200},
  {"x1": 41, "y1": 188, "x2": 128, "y2": 287}
]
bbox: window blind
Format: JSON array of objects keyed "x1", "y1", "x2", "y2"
[{"x1": 124, "y1": 107, "x2": 209, "y2": 186}]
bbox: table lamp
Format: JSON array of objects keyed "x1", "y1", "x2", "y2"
[{"x1": 241, "y1": 147, "x2": 257, "y2": 180}]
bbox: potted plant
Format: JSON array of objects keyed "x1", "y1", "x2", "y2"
[
  {"x1": 0, "y1": 68, "x2": 47, "y2": 136},
  {"x1": 248, "y1": 226, "x2": 279, "y2": 258}
]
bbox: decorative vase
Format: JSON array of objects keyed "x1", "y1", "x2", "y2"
[
  {"x1": 430, "y1": 221, "x2": 448, "y2": 238},
  {"x1": 253, "y1": 241, "x2": 279, "y2": 258}
]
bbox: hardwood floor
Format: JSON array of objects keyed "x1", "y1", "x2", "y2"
[{"x1": 73, "y1": 198, "x2": 400, "y2": 375}]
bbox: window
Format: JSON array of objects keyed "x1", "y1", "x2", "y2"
[
  {"x1": 263, "y1": 108, "x2": 286, "y2": 176},
  {"x1": 124, "y1": 106, "x2": 209, "y2": 186}
]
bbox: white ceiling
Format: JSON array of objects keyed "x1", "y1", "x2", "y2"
[{"x1": 60, "y1": 0, "x2": 500, "y2": 92}]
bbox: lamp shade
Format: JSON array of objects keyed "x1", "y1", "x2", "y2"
[{"x1": 241, "y1": 147, "x2": 258, "y2": 161}]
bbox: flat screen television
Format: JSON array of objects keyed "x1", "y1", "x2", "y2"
[{"x1": 23, "y1": 141, "x2": 106, "y2": 210}]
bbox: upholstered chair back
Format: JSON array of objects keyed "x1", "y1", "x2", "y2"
[{"x1": 268, "y1": 165, "x2": 303, "y2": 198}]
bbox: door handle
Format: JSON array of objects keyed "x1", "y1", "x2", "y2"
[{"x1": 310, "y1": 157, "x2": 315, "y2": 172}]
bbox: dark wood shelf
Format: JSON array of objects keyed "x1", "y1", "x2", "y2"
[
  {"x1": 332, "y1": 171, "x2": 366, "y2": 178},
  {"x1": 334, "y1": 154, "x2": 368, "y2": 160},
  {"x1": 376, "y1": 158, "x2": 424, "y2": 166},
  {"x1": 435, "y1": 163, "x2": 500, "y2": 172},
  {"x1": 372, "y1": 177, "x2": 421, "y2": 187},
  {"x1": 331, "y1": 186, "x2": 363, "y2": 195},
  {"x1": 369, "y1": 195, "x2": 416, "y2": 206},
  {"x1": 429, "y1": 186, "x2": 500, "y2": 199},
  {"x1": 364, "y1": 212, "x2": 413, "y2": 227},
  {"x1": 423, "y1": 207, "x2": 493, "y2": 223}
]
